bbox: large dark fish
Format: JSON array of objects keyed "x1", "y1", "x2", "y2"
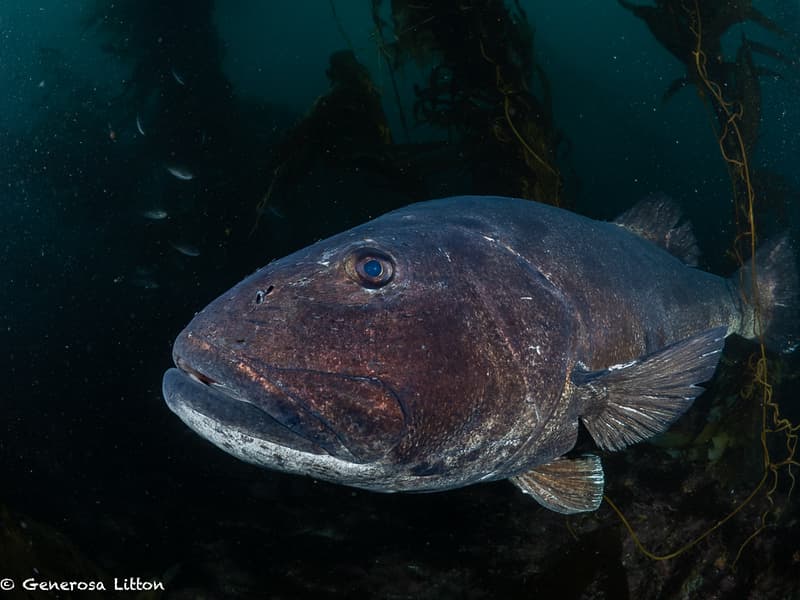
[{"x1": 162, "y1": 196, "x2": 797, "y2": 513}]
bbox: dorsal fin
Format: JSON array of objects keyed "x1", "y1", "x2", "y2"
[{"x1": 614, "y1": 194, "x2": 700, "y2": 266}]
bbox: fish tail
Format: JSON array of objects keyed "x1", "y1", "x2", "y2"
[{"x1": 733, "y1": 235, "x2": 799, "y2": 353}]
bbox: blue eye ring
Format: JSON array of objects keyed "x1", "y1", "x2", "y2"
[{"x1": 348, "y1": 248, "x2": 395, "y2": 288}]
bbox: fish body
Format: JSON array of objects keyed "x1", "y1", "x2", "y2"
[
  {"x1": 166, "y1": 165, "x2": 194, "y2": 181},
  {"x1": 170, "y1": 241, "x2": 200, "y2": 257},
  {"x1": 162, "y1": 196, "x2": 797, "y2": 512},
  {"x1": 141, "y1": 208, "x2": 167, "y2": 220},
  {"x1": 171, "y1": 67, "x2": 185, "y2": 86}
]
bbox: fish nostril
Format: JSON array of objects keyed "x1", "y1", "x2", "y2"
[{"x1": 254, "y1": 285, "x2": 275, "y2": 305}]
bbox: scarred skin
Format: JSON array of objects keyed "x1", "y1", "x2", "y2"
[{"x1": 163, "y1": 196, "x2": 739, "y2": 493}]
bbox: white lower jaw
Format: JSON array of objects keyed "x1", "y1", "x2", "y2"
[{"x1": 170, "y1": 400, "x2": 389, "y2": 486}]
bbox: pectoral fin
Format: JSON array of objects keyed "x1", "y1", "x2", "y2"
[
  {"x1": 575, "y1": 326, "x2": 727, "y2": 452},
  {"x1": 510, "y1": 455, "x2": 604, "y2": 514}
]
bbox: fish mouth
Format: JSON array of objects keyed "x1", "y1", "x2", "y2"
[
  {"x1": 163, "y1": 362, "x2": 329, "y2": 457},
  {"x1": 175, "y1": 357, "x2": 218, "y2": 387},
  {"x1": 163, "y1": 340, "x2": 408, "y2": 463}
]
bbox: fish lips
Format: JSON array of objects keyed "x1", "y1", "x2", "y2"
[
  {"x1": 162, "y1": 348, "x2": 408, "y2": 464},
  {"x1": 163, "y1": 366, "x2": 327, "y2": 457}
]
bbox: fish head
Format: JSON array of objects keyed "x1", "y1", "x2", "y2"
[{"x1": 163, "y1": 202, "x2": 574, "y2": 491}]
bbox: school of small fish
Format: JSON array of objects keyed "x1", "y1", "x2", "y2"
[{"x1": 130, "y1": 64, "x2": 201, "y2": 269}]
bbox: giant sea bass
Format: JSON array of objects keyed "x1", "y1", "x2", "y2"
[{"x1": 162, "y1": 196, "x2": 797, "y2": 513}]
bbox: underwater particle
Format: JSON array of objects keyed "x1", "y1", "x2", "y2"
[
  {"x1": 170, "y1": 241, "x2": 200, "y2": 257},
  {"x1": 37, "y1": 80, "x2": 45, "y2": 88},
  {"x1": 136, "y1": 114, "x2": 145, "y2": 136},
  {"x1": 141, "y1": 208, "x2": 168, "y2": 220},
  {"x1": 166, "y1": 165, "x2": 194, "y2": 181},
  {"x1": 130, "y1": 266, "x2": 160, "y2": 287},
  {"x1": 257, "y1": 203, "x2": 286, "y2": 220},
  {"x1": 130, "y1": 276, "x2": 160, "y2": 289}
]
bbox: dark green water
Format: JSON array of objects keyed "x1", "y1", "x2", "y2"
[{"x1": 1, "y1": 2, "x2": 798, "y2": 598}]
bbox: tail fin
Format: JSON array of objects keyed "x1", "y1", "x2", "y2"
[{"x1": 733, "y1": 236, "x2": 799, "y2": 353}]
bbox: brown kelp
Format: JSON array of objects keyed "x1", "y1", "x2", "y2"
[
  {"x1": 612, "y1": 0, "x2": 799, "y2": 566},
  {"x1": 257, "y1": 0, "x2": 569, "y2": 228},
  {"x1": 374, "y1": 0, "x2": 566, "y2": 203}
]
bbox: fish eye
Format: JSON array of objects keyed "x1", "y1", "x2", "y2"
[
  {"x1": 362, "y1": 258, "x2": 383, "y2": 278},
  {"x1": 347, "y1": 248, "x2": 395, "y2": 288}
]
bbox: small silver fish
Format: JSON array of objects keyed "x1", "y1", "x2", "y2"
[
  {"x1": 141, "y1": 208, "x2": 168, "y2": 220},
  {"x1": 171, "y1": 67, "x2": 185, "y2": 86},
  {"x1": 170, "y1": 241, "x2": 200, "y2": 257},
  {"x1": 166, "y1": 165, "x2": 194, "y2": 181},
  {"x1": 136, "y1": 114, "x2": 146, "y2": 136}
]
